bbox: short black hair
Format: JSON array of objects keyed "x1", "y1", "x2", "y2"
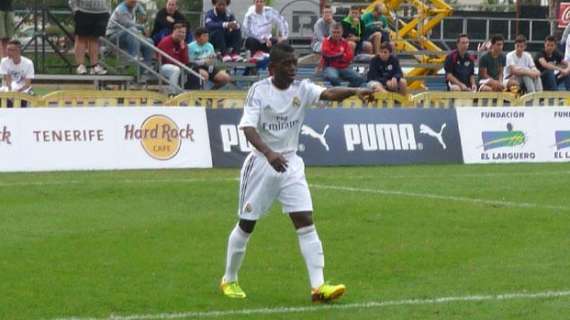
[
  {"x1": 545, "y1": 35, "x2": 556, "y2": 43},
  {"x1": 194, "y1": 27, "x2": 208, "y2": 38},
  {"x1": 270, "y1": 42, "x2": 295, "y2": 64},
  {"x1": 490, "y1": 34, "x2": 504, "y2": 44},
  {"x1": 457, "y1": 33, "x2": 469, "y2": 43},
  {"x1": 212, "y1": 0, "x2": 230, "y2": 5},
  {"x1": 7, "y1": 39, "x2": 21, "y2": 48},
  {"x1": 515, "y1": 34, "x2": 527, "y2": 44}
]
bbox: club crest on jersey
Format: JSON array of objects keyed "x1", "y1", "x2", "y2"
[{"x1": 292, "y1": 97, "x2": 301, "y2": 108}]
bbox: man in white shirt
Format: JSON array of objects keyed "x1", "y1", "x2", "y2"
[
  {"x1": 504, "y1": 35, "x2": 542, "y2": 93},
  {"x1": 220, "y1": 42, "x2": 374, "y2": 303},
  {"x1": 242, "y1": 0, "x2": 289, "y2": 60},
  {"x1": 0, "y1": 40, "x2": 34, "y2": 107}
]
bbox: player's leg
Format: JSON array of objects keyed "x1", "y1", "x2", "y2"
[
  {"x1": 221, "y1": 153, "x2": 278, "y2": 298},
  {"x1": 280, "y1": 155, "x2": 345, "y2": 302}
]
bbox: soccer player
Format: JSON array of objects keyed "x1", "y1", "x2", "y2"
[{"x1": 220, "y1": 42, "x2": 373, "y2": 303}]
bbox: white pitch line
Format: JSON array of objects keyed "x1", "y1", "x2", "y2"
[
  {"x1": 310, "y1": 170, "x2": 570, "y2": 180},
  {"x1": 50, "y1": 289, "x2": 570, "y2": 320},
  {"x1": 310, "y1": 184, "x2": 570, "y2": 211}
]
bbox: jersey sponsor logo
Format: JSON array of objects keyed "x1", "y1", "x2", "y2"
[
  {"x1": 344, "y1": 123, "x2": 418, "y2": 151},
  {"x1": 0, "y1": 125, "x2": 12, "y2": 145},
  {"x1": 300, "y1": 124, "x2": 330, "y2": 151},
  {"x1": 124, "y1": 115, "x2": 194, "y2": 160},
  {"x1": 419, "y1": 123, "x2": 447, "y2": 149},
  {"x1": 220, "y1": 124, "x2": 252, "y2": 152}
]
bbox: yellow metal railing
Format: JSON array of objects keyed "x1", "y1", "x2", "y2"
[{"x1": 2, "y1": 91, "x2": 570, "y2": 109}]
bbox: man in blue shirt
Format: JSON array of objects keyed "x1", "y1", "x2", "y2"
[
  {"x1": 367, "y1": 42, "x2": 407, "y2": 95},
  {"x1": 444, "y1": 34, "x2": 476, "y2": 91},
  {"x1": 205, "y1": 0, "x2": 242, "y2": 62}
]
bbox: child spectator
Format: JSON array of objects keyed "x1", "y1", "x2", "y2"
[
  {"x1": 367, "y1": 42, "x2": 407, "y2": 95},
  {"x1": 188, "y1": 27, "x2": 231, "y2": 89},
  {"x1": 242, "y1": 0, "x2": 288, "y2": 61}
]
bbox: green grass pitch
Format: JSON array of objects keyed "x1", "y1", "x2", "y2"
[{"x1": 1, "y1": 163, "x2": 569, "y2": 320}]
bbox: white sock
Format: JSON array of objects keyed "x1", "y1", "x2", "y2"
[
  {"x1": 223, "y1": 224, "x2": 251, "y2": 282},
  {"x1": 297, "y1": 225, "x2": 325, "y2": 289}
]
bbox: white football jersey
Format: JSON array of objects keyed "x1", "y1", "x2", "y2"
[{"x1": 239, "y1": 78, "x2": 325, "y2": 153}]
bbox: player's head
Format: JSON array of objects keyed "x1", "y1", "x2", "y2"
[
  {"x1": 457, "y1": 33, "x2": 469, "y2": 53},
  {"x1": 194, "y1": 27, "x2": 209, "y2": 44},
  {"x1": 378, "y1": 42, "x2": 391, "y2": 61},
  {"x1": 6, "y1": 40, "x2": 21, "y2": 60},
  {"x1": 269, "y1": 42, "x2": 297, "y2": 87},
  {"x1": 514, "y1": 34, "x2": 526, "y2": 54},
  {"x1": 490, "y1": 34, "x2": 504, "y2": 54},
  {"x1": 544, "y1": 35, "x2": 557, "y2": 54}
]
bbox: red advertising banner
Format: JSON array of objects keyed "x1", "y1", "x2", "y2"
[{"x1": 559, "y1": 2, "x2": 570, "y2": 28}]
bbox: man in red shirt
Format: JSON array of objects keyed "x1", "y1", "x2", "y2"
[
  {"x1": 157, "y1": 23, "x2": 189, "y2": 95},
  {"x1": 321, "y1": 23, "x2": 364, "y2": 87}
]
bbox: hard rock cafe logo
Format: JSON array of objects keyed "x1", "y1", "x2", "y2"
[
  {"x1": 559, "y1": 4, "x2": 570, "y2": 27},
  {"x1": 124, "y1": 115, "x2": 194, "y2": 160}
]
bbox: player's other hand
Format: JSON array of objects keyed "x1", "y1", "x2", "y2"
[
  {"x1": 356, "y1": 88, "x2": 376, "y2": 103},
  {"x1": 265, "y1": 151, "x2": 288, "y2": 173}
]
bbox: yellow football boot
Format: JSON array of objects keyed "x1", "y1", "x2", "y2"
[
  {"x1": 220, "y1": 279, "x2": 247, "y2": 299},
  {"x1": 311, "y1": 282, "x2": 346, "y2": 303}
]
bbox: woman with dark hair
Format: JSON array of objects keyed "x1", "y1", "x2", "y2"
[{"x1": 151, "y1": 0, "x2": 189, "y2": 45}]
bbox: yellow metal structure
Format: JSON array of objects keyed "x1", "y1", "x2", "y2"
[
  {"x1": 412, "y1": 92, "x2": 518, "y2": 108},
  {"x1": 41, "y1": 90, "x2": 169, "y2": 107},
  {"x1": 366, "y1": 0, "x2": 453, "y2": 89}
]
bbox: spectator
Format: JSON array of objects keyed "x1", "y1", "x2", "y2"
[
  {"x1": 69, "y1": 0, "x2": 110, "y2": 75},
  {"x1": 478, "y1": 34, "x2": 512, "y2": 92},
  {"x1": 151, "y1": 0, "x2": 189, "y2": 45},
  {"x1": 157, "y1": 23, "x2": 188, "y2": 96},
  {"x1": 444, "y1": 34, "x2": 476, "y2": 91},
  {"x1": 321, "y1": 23, "x2": 363, "y2": 87},
  {"x1": 189, "y1": 27, "x2": 231, "y2": 89},
  {"x1": 106, "y1": 0, "x2": 153, "y2": 69},
  {"x1": 242, "y1": 0, "x2": 288, "y2": 61},
  {"x1": 536, "y1": 35, "x2": 570, "y2": 91},
  {"x1": 311, "y1": 4, "x2": 334, "y2": 53},
  {"x1": 361, "y1": 3, "x2": 389, "y2": 54},
  {"x1": 367, "y1": 42, "x2": 407, "y2": 95},
  {"x1": 342, "y1": 5, "x2": 371, "y2": 54},
  {"x1": 0, "y1": 0, "x2": 14, "y2": 58},
  {"x1": 0, "y1": 40, "x2": 34, "y2": 107},
  {"x1": 205, "y1": 0, "x2": 242, "y2": 62},
  {"x1": 504, "y1": 35, "x2": 542, "y2": 93}
]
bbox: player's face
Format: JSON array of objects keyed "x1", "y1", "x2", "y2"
[
  {"x1": 271, "y1": 53, "x2": 298, "y2": 86},
  {"x1": 545, "y1": 40, "x2": 556, "y2": 54}
]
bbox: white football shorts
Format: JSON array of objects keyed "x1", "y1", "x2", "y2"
[{"x1": 237, "y1": 151, "x2": 313, "y2": 220}]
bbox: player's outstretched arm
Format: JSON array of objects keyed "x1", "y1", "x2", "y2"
[
  {"x1": 242, "y1": 127, "x2": 288, "y2": 173},
  {"x1": 320, "y1": 87, "x2": 375, "y2": 103}
]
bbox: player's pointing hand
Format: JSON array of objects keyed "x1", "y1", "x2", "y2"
[{"x1": 356, "y1": 88, "x2": 376, "y2": 104}]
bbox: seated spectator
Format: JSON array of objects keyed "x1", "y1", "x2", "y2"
[
  {"x1": 536, "y1": 35, "x2": 570, "y2": 91},
  {"x1": 361, "y1": 3, "x2": 389, "y2": 54},
  {"x1": 0, "y1": 0, "x2": 14, "y2": 58},
  {"x1": 151, "y1": 0, "x2": 190, "y2": 45},
  {"x1": 367, "y1": 42, "x2": 407, "y2": 95},
  {"x1": 0, "y1": 40, "x2": 34, "y2": 107},
  {"x1": 205, "y1": 0, "x2": 242, "y2": 62},
  {"x1": 69, "y1": 0, "x2": 109, "y2": 75},
  {"x1": 444, "y1": 34, "x2": 476, "y2": 91},
  {"x1": 504, "y1": 35, "x2": 542, "y2": 93},
  {"x1": 321, "y1": 23, "x2": 364, "y2": 87},
  {"x1": 311, "y1": 4, "x2": 334, "y2": 53},
  {"x1": 478, "y1": 35, "x2": 513, "y2": 92},
  {"x1": 106, "y1": 0, "x2": 153, "y2": 69},
  {"x1": 242, "y1": 0, "x2": 288, "y2": 61},
  {"x1": 188, "y1": 27, "x2": 231, "y2": 89},
  {"x1": 157, "y1": 23, "x2": 188, "y2": 96},
  {"x1": 342, "y1": 5, "x2": 372, "y2": 54}
]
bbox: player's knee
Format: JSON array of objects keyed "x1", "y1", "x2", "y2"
[
  {"x1": 290, "y1": 211, "x2": 314, "y2": 229},
  {"x1": 239, "y1": 219, "x2": 256, "y2": 233}
]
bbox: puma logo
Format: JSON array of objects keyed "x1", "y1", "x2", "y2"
[
  {"x1": 420, "y1": 123, "x2": 447, "y2": 149},
  {"x1": 301, "y1": 124, "x2": 330, "y2": 151}
]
